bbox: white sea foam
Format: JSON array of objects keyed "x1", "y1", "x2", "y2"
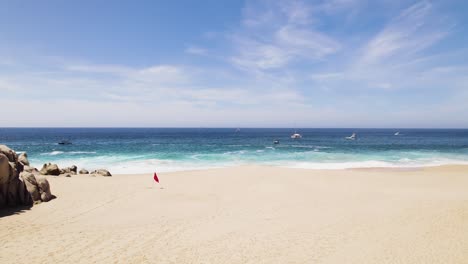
[
  {"x1": 41, "y1": 151, "x2": 64, "y2": 156},
  {"x1": 40, "y1": 151, "x2": 96, "y2": 156},
  {"x1": 30, "y1": 153, "x2": 468, "y2": 174}
]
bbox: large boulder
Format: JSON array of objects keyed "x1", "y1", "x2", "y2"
[
  {"x1": 20, "y1": 172, "x2": 55, "y2": 203},
  {"x1": 60, "y1": 165, "x2": 77, "y2": 175},
  {"x1": 0, "y1": 154, "x2": 10, "y2": 185},
  {"x1": 0, "y1": 154, "x2": 11, "y2": 207},
  {"x1": 79, "y1": 169, "x2": 89, "y2": 174},
  {"x1": 20, "y1": 172, "x2": 41, "y2": 202},
  {"x1": 0, "y1": 145, "x2": 17, "y2": 163},
  {"x1": 18, "y1": 152, "x2": 30, "y2": 166},
  {"x1": 36, "y1": 177, "x2": 54, "y2": 202},
  {"x1": 40, "y1": 163, "x2": 61, "y2": 176},
  {"x1": 91, "y1": 169, "x2": 112, "y2": 177},
  {"x1": 0, "y1": 146, "x2": 33, "y2": 208},
  {"x1": 23, "y1": 165, "x2": 40, "y2": 175}
]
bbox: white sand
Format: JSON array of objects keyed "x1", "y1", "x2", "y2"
[{"x1": 1, "y1": 165, "x2": 468, "y2": 263}]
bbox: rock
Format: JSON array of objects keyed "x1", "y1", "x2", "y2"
[
  {"x1": 23, "y1": 165, "x2": 40, "y2": 175},
  {"x1": 60, "y1": 165, "x2": 77, "y2": 175},
  {"x1": 36, "y1": 177, "x2": 54, "y2": 202},
  {"x1": 0, "y1": 145, "x2": 17, "y2": 163},
  {"x1": 40, "y1": 163, "x2": 61, "y2": 176},
  {"x1": 18, "y1": 152, "x2": 30, "y2": 166},
  {"x1": 0, "y1": 147, "x2": 33, "y2": 208},
  {"x1": 0, "y1": 154, "x2": 10, "y2": 185},
  {"x1": 20, "y1": 172, "x2": 41, "y2": 202},
  {"x1": 91, "y1": 169, "x2": 112, "y2": 177},
  {"x1": 79, "y1": 169, "x2": 89, "y2": 174},
  {"x1": 20, "y1": 172, "x2": 55, "y2": 203},
  {"x1": 64, "y1": 173, "x2": 72, "y2": 177}
]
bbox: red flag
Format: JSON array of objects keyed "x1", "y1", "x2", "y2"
[{"x1": 153, "y1": 172, "x2": 159, "y2": 183}]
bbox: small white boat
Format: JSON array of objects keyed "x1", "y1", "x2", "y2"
[
  {"x1": 235, "y1": 128, "x2": 240, "y2": 133},
  {"x1": 291, "y1": 133, "x2": 302, "y2": 139},
  {"x1": 273, "y1": 140, "x2": 280, "y2": 144},
  {"x1": 346, "y1": 133, "x2": 357, "y2": 140},
  {"x1": 394, "y1": 131, "x2": 400, "y2": 136}
]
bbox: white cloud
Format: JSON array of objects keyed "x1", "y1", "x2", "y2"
[
  {"x1": 230, "y1": 0, "x2": 340, "y2": 71},
  {"x1": 359, "y1": 1, "x2": 449, "y2": 66},
  {"x1": 185, "y1": 46, "x2": 208, "y2": 55}
]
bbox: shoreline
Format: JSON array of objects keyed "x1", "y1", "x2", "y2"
[{"x1": 108, "y1": 163, "x2": 468, "y2": 176}]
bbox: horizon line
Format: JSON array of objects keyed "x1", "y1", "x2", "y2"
[{"x1": 1, "y1": 127, "x2": 468, "y2": 130}]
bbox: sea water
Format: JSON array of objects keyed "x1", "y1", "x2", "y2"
[{"x1": 1, "y1": 128, "x2": 468, "y2": 173}]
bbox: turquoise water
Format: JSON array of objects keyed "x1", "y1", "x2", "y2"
[{"x1": 1, "y1": 128, "x2": 468, "y2": 173}]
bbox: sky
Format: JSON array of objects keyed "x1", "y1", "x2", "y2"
[{"x1": 1, "y1": 0, "x2": 468, "y2": 128}]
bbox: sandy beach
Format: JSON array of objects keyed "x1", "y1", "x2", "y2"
[{"x1": 1, "y1": 165, "x2": 468, "y2": 263}]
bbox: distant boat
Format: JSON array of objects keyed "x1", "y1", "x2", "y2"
[
  {"x1": 291, "y1": 132, "x2": 302, "y2": 139},
  {"x1": 394, "y1": 131, "x2": 400, "y2": 136},
  {"x1": 345, "y1": 133, "x2": 357, "y2": 140},
  {"x1": 235, "y1": 128, "x2": 241, "y2": 133},
  {"x1": 58, "y1": 140, "x2": 72, "y2": 145},
  {"x1": 273, "y1": 140, "x2": 280, "y2": 144}
]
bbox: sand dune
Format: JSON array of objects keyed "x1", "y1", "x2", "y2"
[{"x1": 1, "y1": 165, "x2": 468, "y2": 263}]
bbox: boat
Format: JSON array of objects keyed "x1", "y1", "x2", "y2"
[
  {"x1": 394, "y1": 131, "x2": 400, "y2": 136},
  {"x1": 273, "y1": 140, "x2": 280, "y2": 144},
  {"x1": 235, "y1": 128, "x2": 240, "y2": 133},
  {"x1": 345, "y1": 133, "x2": 357, "y2": 140},
  {"x1": 291, "y1": 132, "x2": 302, "y2": 139},
  {"x1": 58, "y1": 140, "x2": 72, "y2": 145}
]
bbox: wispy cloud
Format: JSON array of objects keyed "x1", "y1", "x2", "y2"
[
  {"x1": 185, "y1": 46, "x2": 208, "y2": 55},
  {"x1": 359, "y1": 1, "x2": 450, "y2": 66},
  {"x1": 230, "y1": 0, "x2": 340, "y2": 71}
]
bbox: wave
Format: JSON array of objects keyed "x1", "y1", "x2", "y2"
[
  {"x1": 40, "y1": 151, "x2": 96, "y2": 156},
  {"x1": 41, "y1": 151, "x2": 64, "y2": 156}
]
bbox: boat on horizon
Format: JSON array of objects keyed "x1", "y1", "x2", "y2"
[
  {"x1": 58, "y1": 140, "x2": 72, "y2": 145},
  {"x1": 291, "y1": 132, "x2": 302, "y2": 139},
  {"x1": 345, "y1": 133, "x2": 357, "y2": 140},
  {"x1": 394, "y1": 131, "x2": 400, "y2": 136}
]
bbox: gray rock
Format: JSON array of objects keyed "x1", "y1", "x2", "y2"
[
  {"x1": 0, "y1": 154, "x2": 10, "y2": 185},
  {"x1": 20, "y1": 172, "x2": 41, "y2": 202},
  {"x1": 60, "y1": 165, "x2": 77, "y2": 175},
  {"x1": 91, "y1": 169, "x2": 112, "y2": 177},
  {"x1": 0, "y1": 146, "x2": 33, "y2": 208},
  {"x1": 18, "y1": 152, "x2": 30, "y2": 166},
  {"x1": 40, "y1": 163, "x2": 61, "y2": 176},
  {"x1": 20, "y1": 172, "x2": 54, "y2": 203},
  {"x1": 79, "y1": 169, "x2": 89, "y2": 174},
  {"x1": 36, "y1": 177, "x2": 54, "y2": 202},
  {"x1": 0, "y1": 145, "x2": 17, "y2": 163},
  {"x1": 23, "y1": 165, "x2": 40, "y2": 175}
]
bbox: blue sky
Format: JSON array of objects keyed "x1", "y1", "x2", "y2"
[{"x1": 1, "y1": 0, "x2": 468, "y2": 127}]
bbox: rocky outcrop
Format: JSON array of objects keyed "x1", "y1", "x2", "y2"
[
  {"x1": 40, "y1": 163, "x2": 61, "y2": 176},
  {"x1": 37, "y1": 176, "x2": 54, "y2": 202},
  {"x1": 60, "y1": 165, "x2": 77, "y2": 175},
  {"x1": 0, "y1": 145, "x2": 33, "y2": 208},
  {"x1": 20, "y1": 172, "x2": 40, "y2": 202},
  {"x1": 79, "y1": 169, "x2": 89, "y2": 174},
  {"x1": 18, "y1": 152, "x2": 30, "y2": 166},
  {"x1": 0, "y1": 145, "x2": 17, "y2": 163},
  {"x1": 91, "y1": 169, "x2": 112, "y2": 177},
  {"x1": 23, "y1": 165, "x2": 40, "y2": 175},
  {"x1": 0, "y1": 145, "x2": 56, "y2": 208},
  {"x1": 20, "y1": 172, "x2": 55, "y2": 203}
]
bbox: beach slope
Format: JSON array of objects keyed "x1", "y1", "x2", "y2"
[{"x1": 1, "y1": 166, "x2": 468, "y2": 263}]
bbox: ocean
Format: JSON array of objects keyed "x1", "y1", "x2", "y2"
[{"x1": 1, "y1": 128, "x2": 468, "y2": 173}]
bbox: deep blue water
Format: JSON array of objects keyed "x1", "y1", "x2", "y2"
[{"x1": 1, "y1": 128, "x2": 468, "y2": 173}]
